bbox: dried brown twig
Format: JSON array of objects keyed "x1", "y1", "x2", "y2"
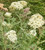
[{"x1": 0, "y1": 3, "x2": 8, "y2": 11}]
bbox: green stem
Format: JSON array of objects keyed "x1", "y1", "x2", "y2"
[{"x1": 39, "y1": 40, "x2": 45, "y2": 44}]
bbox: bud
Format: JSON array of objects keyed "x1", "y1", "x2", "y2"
[{"x1": 4, "y1": 12, "x2": 12, "y2": 18}]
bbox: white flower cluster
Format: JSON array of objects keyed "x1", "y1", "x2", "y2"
[
  {"x1": 5, "y1": 30, "x2": 17, "y2": 43},
  {"x1": 29, "y1": 29, "x2": 37, "y2": 36},
  {"x1": 4, "y1": 12, "x2": 12, "y2": 18},
  {"x1": 28, "y1": 13, "x2": 44, "y2": 29},
  {"x1": 19, "y1": 1, "x2": 27, "y2": 6},
  {"x1": 9, "y1": 1, "x2": 27, "y2": 11}
]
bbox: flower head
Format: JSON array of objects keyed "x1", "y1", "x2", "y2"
[
  {"x1": 19, "y1": 1, "x2": 27, "y2": 6},
  {"x1": 4, "y1": 12, "x2": 12, "y2": 17},
  {"x1": 9, "y1": 1, "x2": 27, "y2": 11},
  {"x1": 29, "y1": 29, "x2": 37, "y2": 36},
  {"x1": 5, "y1": 30, "x2": 17, "y2": 43},
  {"x1": 28, "y1": 13, "x2": 44, "y2": 29}
]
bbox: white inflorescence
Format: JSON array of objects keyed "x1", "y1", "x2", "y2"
[
  {"x1": 18, "y1": 1, "x2": 27, "y2": 6},
  {"x1": 9, "y1": 1, "x2": 27, "y2": 11},
  {"x1": 28, "y1": 13, "x2": 44, "y2": 29},
  {"x1": 29, "y1": 29, "x2": 37, "y2": 36},
  {"x1": 4, "y1": 12, "x2": 12, "y2": 17},
  {"x1": 5, "y1": 30, "x2": 17, "y2": 43}
]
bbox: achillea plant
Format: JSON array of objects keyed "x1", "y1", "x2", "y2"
[{"x1": 0, "y1": 0, "x2": 45, "y2": 50}]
